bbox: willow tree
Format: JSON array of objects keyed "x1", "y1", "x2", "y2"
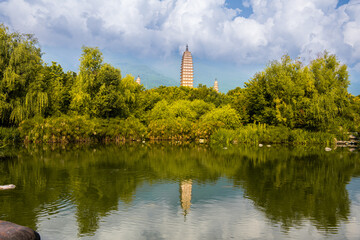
[
  {"x1": 307, "y1": 52, "x2": 350, "y2": 131},
  {"x1": 0, "y1": 24, "x2": 47, "y2": 126}
]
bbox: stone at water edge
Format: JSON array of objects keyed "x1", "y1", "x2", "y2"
[
  {"x1": 0, "y1": 184, "x2": 15, "y2": 190},
  {"x1": 0, "y1": 220, "x2": 40, "y2": 240},
  {"x1": 325, "y1": 147, "x2": 332, "y2": 151}
]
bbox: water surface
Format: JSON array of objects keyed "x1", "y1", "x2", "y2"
[{"x1": 0, "y1": 144, "x2": 359, "y2": 239}]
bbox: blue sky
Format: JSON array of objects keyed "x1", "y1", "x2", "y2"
[{"x1": 0, "y1": 0, "x2": 359, "y2": 94}]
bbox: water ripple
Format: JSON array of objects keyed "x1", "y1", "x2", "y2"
[{"x1": 36, "y1": 194, "x2": 75, "y2": 218}]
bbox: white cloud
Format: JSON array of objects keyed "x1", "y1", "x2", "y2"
[
  {"x1": 242, "y1": 0, "x2": 251, "y2": 8},
  {"x1": 344, "y1": 22, "x2": 360, "y2": 47},
  {"x1": 354, "y1": 63, "x2": 360, "y2": 72},
  {"x1": 0, "y1": 0, "x2": 360, "y2": 67}
]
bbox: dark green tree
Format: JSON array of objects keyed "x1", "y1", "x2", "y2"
[{"x1": 42, "y1": 62, "x2": 75, "y2": 116}]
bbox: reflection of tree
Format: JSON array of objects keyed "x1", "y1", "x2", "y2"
[
  {"x1": 0, "y1": 148, "x2": 70, "y2": 230},
  {"x1": 0, "y1": 144, "x2": 359, "y2": 236},
  {"x1": 226, "y1": 146, "x2": 358, "y2": 232},
  {"x1": 0, "y1": 144, "x2": 150, "y2": 236}
]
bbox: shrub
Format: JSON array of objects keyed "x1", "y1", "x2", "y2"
[
  {"x1": 18, "y1": 115, "x2": 147, "y2": 143},
  {"x1": 210, "y1": 128, "x2": 237, "y2": 146},
  {"x1": 196, "y1": 105, "x2": 242, "y2": 139},
  {"x1": 0, "y1": 127, "x2": 20, "y2": 142}
]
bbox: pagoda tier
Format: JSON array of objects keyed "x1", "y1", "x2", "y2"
[{"x1": 180, "y1": 45, "x2": 194, "y2": 87}]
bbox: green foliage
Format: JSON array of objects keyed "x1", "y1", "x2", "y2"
[
  {"x1": 226, "y1": 87, "x2": 250, "y2": 122},
  {"x1": 0, "y1": 24, "x2": 45, "y2": 125},
  {"x1": 118, "y1": 74, "x2": 144, "y2": 118},
  {"x1": 243, "y1": 53, "x2": 351, "y2": 131},
  {"x1": 0, "y1": 127, "x2": 20, "y2": 142},
  {"x1": 210, "y1": 123, "x2": 336, "y2": 145},
  {"x1": 349, "y1": 95, "x2": 360, "y2": 132},
  {"x1": 195, "y1": 105, "x2": 242, "y2": 139},
  {"x1": 147, "y1": 99, "x2": 215, "y2": 140},
  {"x1": 18, "y1": 115, "x2": 146, "y2": 143},
  {"x1": 42, "y1": 62, "x2": 75, "y2": 115},
  {"x1": 0, "y1": 26, "x2": 358, "y2": 144},
  {"x1": 148, "y1": 118, "x2": 192, "y2": 140},
  {"x1": 70, "y1": 46, "x2": 103, "y2": 114},
  {"x1": 69, "y1": 47, "x2": 144, "y2": 119},
  {"x1": 210, "y1": 128, "x2": 237, "y2": 146},
  {"x1": 95, "y1": 116, "x2": 147, "y2": 141},
  {"x1": 149, "y1": 84, "x2": 226, "y2": 107}
]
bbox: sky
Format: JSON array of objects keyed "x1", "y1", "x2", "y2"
[{"x1": 0, "y1": 0, "x2": 360, "y2": 94}]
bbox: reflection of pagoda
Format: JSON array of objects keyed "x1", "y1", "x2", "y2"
[
  {"x1": 180, "y1": 45, "x2": 194, "y2": 87},
  {"x1": 180, "y1": 180, "x2": 192, "y2": 217}
]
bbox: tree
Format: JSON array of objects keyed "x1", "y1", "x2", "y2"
[
  {"x1": 118, "y1": 74, "x2": 144, "y2": 118},
  {"x1": 226, "y1": 87, "x2": 250, "y2": 123},
  {"x1": 196, "y1": 105, "x2": 242, "y2": 139},
  {"x1": 69, "y1": 47, "x2": 145, "y2": 119},
  {"x1": 306, "y1": 52, "x2": 350, "y2": 131},
  {"x1": 91, "y1": 63, "x2": 124, "y2": 118},
  {"x1": 0, "y1": 24, "x2": 45, "y2": 125},
  {"x1": 147, "y1": 99, "x2": 215, "y2": 139},
  {"x1": 70, "y1": 47, "x2": 103, "y2": 114},
  {"x1": 42, "y1": 62, "x2": 75, "y2": 116},
  {"x1": 243, "y1": 53, "x2": 351, "y2": 131}
]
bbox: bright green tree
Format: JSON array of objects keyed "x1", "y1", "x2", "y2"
[
  {"x1": 196, "y1": 105, "x2": 242, "y2": 139},
  {"x1": 0, "y1": 24, "x2": 46, "y2": 125},
  {"x1": 244, "y1": 53, "x2": 351, "y2": 131},
  {"x1": 70, "y1": 47, "x2": 144, "y2": 119},
  {"x1": 70, "y1": 46, "x2": 103, "y2": 114}
]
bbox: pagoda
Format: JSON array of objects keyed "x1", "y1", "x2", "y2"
[
  {"x1": 214, "y1": 78, "x2": 219, "y2": 93},
  {"x1": 180, "y1": 45, "x2": 194, "y2": 87},
  {"x1": 136, "y1": 75, "x2": 141, "y2": 85}
]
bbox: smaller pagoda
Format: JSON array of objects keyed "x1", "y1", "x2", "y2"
[
  {"x1": 136, "y1": 75, "x2": 141, "y2": 85},
  {"x1": 214, "y1": 78, "x2": 219, "y2": 93}
]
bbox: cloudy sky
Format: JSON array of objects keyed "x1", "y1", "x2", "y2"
[{"x1": 0, "y1": 0, "x2": 360, "y2": 93}]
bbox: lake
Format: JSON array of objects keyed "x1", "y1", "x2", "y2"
[{"x1": 0, "y1": 143, "x2": 360, "y2": 239}]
